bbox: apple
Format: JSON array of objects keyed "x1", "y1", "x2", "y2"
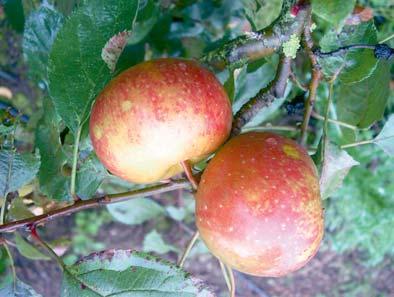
[
  {"x1": 196, "y1": 132, "x2": 324, "y2": 277},
  {"x1": 89, "y1": 58, "x2": 232, "y2": 183}
]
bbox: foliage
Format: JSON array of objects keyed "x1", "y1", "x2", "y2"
[{"x1": 326, "y1": 143, "x2": 394, "y2": 266}]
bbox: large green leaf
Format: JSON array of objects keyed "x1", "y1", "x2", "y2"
[
  {"x1": 36, "y1": 97, "x2": 71, "y2": 201},
  {"x1": 312, "y1": 0, "x2": 356, "y2": 27},
  {"x1": 22, "y1": 3, "x2": 64, "y2": 84},
  {"x1": 0, "y1": 150, "x2": 40, "y2": 197},
  {"x1": 47, "y1": 0, "x2": 139, "y2": 133},
  {"x1": 242, "y1": 0, "x2": 283, "y2": 31},
  {"x1": 0, "y1": 280, "x2": 42, "y2": 296},
  {"x1": 14, "y1": 233, "x2": 51, "y2": 261},
  {"x1": 107, "y1": 198, "x2": 165, "y2": 225},
  {"x1": 336, "y1": 60, "x2": 390, "y2": 129},
  {"x1": 373, "y1": 114, "x2": 394, "y2": 156},
  {"x1": 319, "y1": 143, "x2": 359, "y2": 199},
  {"x1": 319, "y1": 22, "x2": 378, "y2": 84},
  {"x1": 61, "y1": 249, "x2": 215, "y2": 297},
  {"x1": 2, "y1": 0, "x2": 25, "y2": 33}
]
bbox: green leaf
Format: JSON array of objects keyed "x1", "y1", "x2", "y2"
[
  {"x1": 223, "y1": 69, "x2": 235, "y2": 103},
  {"x1": 7, "y1": 197, "x2": 33, "y2": 220},
  {"x1": 319, "y1": 142, "x2": 359, "y2": 199},
  {"x1": 166, "y1": 206, "x2": 187, "y2": 221},
  {"x1": 242, "y1": 0, "x2": 283, "y2": 31},
  {"x1": 143, "y1": 230, "x2": 179, "y2": 254},
  {"x1": 0, "y1": 280, "x2": 42, "y2": 296},
  {"x1": 107, "y1": 198, "x2": 165, "y2": 225},
  {"x1": 47, "y1": 0, "x2": 139, "y2": 133},
  {"x1": 129, "y1": 0, "x2": 160, "y2": 44},
  {"x1": 22, "y1": 3, "x2": 64, "y2": 84},
  {"x1": 2, "y1": 0, "x2": 25, "y2": 33},
  {"x1": 61, "y1": 249, "x2": 215, "y2": 297},
  {"x1": 36, "y1": 97, "x2": 71, "y2": 201},
  {"x1": 14, "y1": 233, "x2": 51, "y2": 261},
  {"x1": 232, "y1": 55, "x2": 278, "y2": 113},
  {"x1": 373, "y1": 114, "x2": 394, "y2": 156},
  {"x1": 312, "y1": 0, "x2": 356, "y2": 27},
  {"x1": 0, "y1": 150, "x2": 40, "y2": 197},
  {"x1": 336, "y1": 60, "x2": 390, "y2": 129},
  {"x1": 76, "y1": 154, "x2": 108, "y2": 200},
  {"x1": 319, "y1": 22, "x2": 378, "y2": 83}
]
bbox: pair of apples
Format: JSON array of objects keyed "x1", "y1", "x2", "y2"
[{"x1": 89, "y1": 58, "x2": 324, "y2": 277}]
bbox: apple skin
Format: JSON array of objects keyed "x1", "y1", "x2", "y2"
[
  {"x1": 196, "y1": 132, "x2": 324, "y2": 277},
  {"x1": 89, "y1": 58, "x2": 232, "y2": 183}
]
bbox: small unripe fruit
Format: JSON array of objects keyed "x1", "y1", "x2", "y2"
[
  {"x1": 196, "y1": 132, "x2": 324, "y2": 277},
  {"x1": 90, "y1": 58, "x2": 232, "y2": 183}
]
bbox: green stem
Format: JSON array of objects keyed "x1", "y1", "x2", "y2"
[
  {"x1": 178, "y1": 231, "x2": 199, "y2": 268},
  {"x1": 340, "y1": 139, "x2": 374, "y2": 149},
  {"x1": 242, "y1": 125, "x2": 299, "y2": 133},
  {"x1": 70, "y1": 127, "x2": 82, "y2": 201},
  {"x1": 321, "y1": 81, "x2": 334, "y2": 159},
  {"x1": 312, "y1": 112, "x2": 358, "y2": 130},
  {"x1": 30, "y1": 228, "x2": 66, "y2": 270},
  {"x1": 3, "y1": 244, "x2": 16, "y2": 283},
  {"x1": 227, "y1": 264, "x2": 236, "y2": 297},
  {"x1": 380, "y1": 33, "x2": 394, "y2": 44},
  {"x1": 219, "y1": 260, "x2": 231, "y2": 292},
  {"x1": 1, "y1": 199, "x2": 17, "y2": 288}
]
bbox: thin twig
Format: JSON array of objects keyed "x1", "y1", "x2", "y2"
[
  {"x1": 0, "y1": 179, "x2": 191, "y2": 233},
  {"x1": 314, "y1": 44, "x2": 376, "y2": 57},
  {"x1": 0, "y1": 198, "x2": 16, "y2": 288},
  {"x1": 219, "y1": 260, "x2": 231, "y2": 292},
  {"x1": 321, "y1": 81, "x2": 335, "y2": 160},
  {"x1": 180, "y1": 161, "x2": 199, "y2": 191},
  {"x1": 70, "y1": 127, "x2": 82, "y2": 201},
  {"x1": 311, "y1": 112, "x2": 358, "y2": 130},
  {"x1": 242, "y1": 125, "x2": 299, "y2": 133},
  {"x1": 177, "y1": 231, "x2": 199, "y2": 268},
  {"x1": 300, "y1": 13, "x2": 322, "y2": 146},
  {"x1": 340, "y1": 139, "x2": 374, "y2": 149},
  {"x1": 289, "y1": 68, "x2": 308, "y2": 91},
  {"x1": 226, "y1": 264, "x2": 236, "y2": 297},
  {"x1": 29, "y1": 226, "x2": 66, "y2": 270},
  {"x1": 3, "y1": 244, "x2": 17, "y2": 284}
]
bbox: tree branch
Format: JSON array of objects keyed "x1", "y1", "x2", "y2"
[
  {"x1": 231, "y1": 55, "x2": 292, "y2": 136},
  {"x1": 200, "y1": 1, "x2": 307, "y2": 70},
  {"x1": 314, "y1": 43, "x2": 393, "y2": 60},
  {"x1": 300, "y1": 13, "x2": 322, "y2": 146},
  {"x1": 0, "y1": 179, "x2": 191, "y2": 233}
]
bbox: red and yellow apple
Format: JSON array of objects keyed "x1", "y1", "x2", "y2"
[
  {"x1": 196, "y1": 132, "x2": 324, "y2": 277},
  {"x1": 89, "y1": 58, "x2": 232, "y2": 183}
]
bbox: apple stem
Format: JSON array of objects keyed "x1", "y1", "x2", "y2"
[
  {"x1": 180, "y1": 160, "x2": 199, "y2": 191},
  {"x1": 177, "y1": 230, "x2": 199, "y2": 268}
]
